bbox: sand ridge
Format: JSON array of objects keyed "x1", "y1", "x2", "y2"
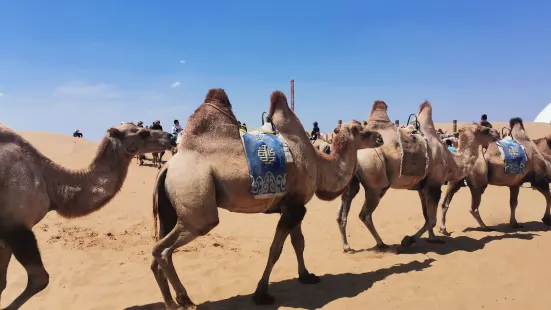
[{"x1": 3, "y1": 123, "x2": 551, "y2": 310}]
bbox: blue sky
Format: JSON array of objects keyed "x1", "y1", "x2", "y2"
[{"x1": 1, "y1": 0, "x2": 550, "y2": 140}]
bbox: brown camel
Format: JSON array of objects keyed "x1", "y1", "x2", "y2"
[
  {"x1": 152, "y1": 152, "x2": 164, "y2": 168},
  {"x1": 336, "y1": 101, "x2": 500, "y2": 252},
  {"x1": 0, "y1": 123, "x2": 176, "y2": 310},
  {"x1": 440, "y1": 118, "x2": 551, "y2": 235},
  {"x1": 150, "y1": 89, "x2": 383, "y2": 310}
]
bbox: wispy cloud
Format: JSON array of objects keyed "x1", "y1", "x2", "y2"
[
  {"x1": 179, "y1": 60, "x2": 186, "y2": 64},
  {"x1": 171, "y1": 81, "x2": 181, "y2": 88}
]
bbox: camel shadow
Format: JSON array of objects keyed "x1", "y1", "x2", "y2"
[
  {"x1": 398, "y1": 232, "x2": 537, "y2": 256},
  {"x1": 124, "y1": 258, "x2": 435, "y2": 310},
  {"x1": 463, "y1": 221, "x2": 551, "y2": 234}
]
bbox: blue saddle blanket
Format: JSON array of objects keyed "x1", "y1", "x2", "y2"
[
  {"x1": 497, "y1": 137, "x2": 527, "y2": 175},
  {"x1": 241, "y1": 131, "x2": 287, "y2": 198}
]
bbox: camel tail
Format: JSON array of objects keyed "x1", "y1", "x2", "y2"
[{"x1": 152, "y1": 165, "x2": 178, "y2": 241}]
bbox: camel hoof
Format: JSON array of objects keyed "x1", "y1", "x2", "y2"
[
  {"x1": 542, "y1": 217, "x2": 551, "y2": 226},
  {"x1": 426, "y1": 238, "x2": 445, "y2": 244},
  {"x1": 299, "y1": 272, "x2": 321, "y2": 284},
  {"x1": 439, "y1": 228, "x2": 452, "y2": 236},
  {"x1": 510, "y1": 222, "x2": 523, "y2": 229},
  {"x1": 400, "y1": 236, "x2": 415, "y2": 248},
  {"x1": 252, "y1": 291, "x2": 275, "y2": 305},
  {"x1": 175, "y1": 295, "x2": 197, "y2": 310},
  {"x1": 343, "y1": 248, "x2": 356, "y2": 254},
  {"x1": 374, "y1": 243, "x2": 391, "y2": 252}
]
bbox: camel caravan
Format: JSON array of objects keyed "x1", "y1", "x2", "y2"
[{"x1": 1, "y1": 87, "x2": 550, "y2": 310}]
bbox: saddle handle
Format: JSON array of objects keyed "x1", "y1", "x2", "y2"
[
  {"x1": 261, "y1": 111, "x2": 276, "y2": 133},
  {"x1": 406, "y1": 113, "x2": 420, "y2": 130},
  {"x1": 501, "y1": 126, "x2": 511, "y2": 138}
]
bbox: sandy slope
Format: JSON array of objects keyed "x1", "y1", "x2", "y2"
[{"x1": 3, "y1": 123, "x2": 551, "y2": 310}]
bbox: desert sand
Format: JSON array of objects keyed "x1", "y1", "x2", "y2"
[{"x1": 3, "y1": 122, "x2": 551, "y2": 310}]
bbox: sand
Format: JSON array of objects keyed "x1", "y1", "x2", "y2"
[{"x1": 3, "y1": 123, "x2": 551, "y2": 310}]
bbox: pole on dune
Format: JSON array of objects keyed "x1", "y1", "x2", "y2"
[{"x1": 290, "y1": 78, "x2": 295, "y2": 112}]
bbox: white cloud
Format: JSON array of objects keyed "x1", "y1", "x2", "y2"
[
  {"x1": 171, "y1": 81, "x2": 181, "y2": 88},
  {"x1": 179, "y1": 60, "x2": 186, "y2": 64}
]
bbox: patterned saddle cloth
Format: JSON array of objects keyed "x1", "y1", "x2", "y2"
[
  {"x1": 497, "y1": 137, "x2": 527, "y2": 174},
  {"x1": 397, "y1": 126, "x2": 429, "y2": 178},
  {"x1": 240, "y1": 130, "x2": 293, "y2": 199}
]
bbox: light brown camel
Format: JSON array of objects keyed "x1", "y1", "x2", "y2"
[
  {"x1": 440, "y1": 118, "x2": 551, "y2": 235},
  {"x1": 336, "y1": 101, "x2": 500, "y2": 252},
  {"x1": 150, "y1": 89, "x2": 383, "y2": 310},
  {"x1": 312, "y1": 138, "x2": 332, "y2": 155},
  {"x1": 0, "y1": 123, "x2": 176, "y2": 310}
]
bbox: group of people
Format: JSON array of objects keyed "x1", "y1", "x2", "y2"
[{"x1": 132, "y1": 119, "x2": 183, "y2": 166}]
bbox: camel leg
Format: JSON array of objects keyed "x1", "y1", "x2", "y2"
[
  {"x1": 152, "y1": 222, "x2": 202, "y2": 310},
  {"x1": 2, "y1": 228, "x2": 49, "y2": 310},
  {"x1": 533, "y1": 182, "x2": 551, "y2": 225},
  {"x1": 468, "y1": 186, "x2": 493, "y2": 231},
  {"x1": 439, "y1": 181, "x2": 463, "y2": 236},
  {"x1": 253, "y1": 204, "x2": 305, "y2": 305},
  {"x1": 401, "y1": 186, "x2": 442, "y2": 248},
  {"x1": 0, "y1": 244, "x2": 12, "y2": 308},
  {"x1": 150, "y1": 258, "x2": 175, "y2": 308},
  {"x1": 290, "y1": 222, "x2": 320, "y2": 284},
  {"x1": 336, "y1": 176, "x2": 360, "y2": 253},
  {"x1": 509, "y1": 186, "x2": 522, "y2": 228},
  {"x1": 358, "y1": 187, "x2": 388, "y2": 250}
]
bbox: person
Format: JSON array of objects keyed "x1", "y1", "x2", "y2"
[
  {"x1": 241, "y1": 123, "x2": 248, "y2": 133},
  {"x1": 446, "y1": 139, "x2": 457, "y2": 152},
  {"x1": 311, "y1": 121, "x2": 320, "y2": 141},
  {"x1": 261, "y1": 116, "x2": 275, "y2": 133},
  {"x1": 73, "y1": 129, "x2": 83, "y2": 138},
  {"x1": 171, "y1": 119, "x2": 183, "y2": 135},
  {"x1": 480, "y1": 114, "x2": 492, "y2": 128},
  {"x1": 137, "y1": 121, "x2": 144, "y2": 128}
]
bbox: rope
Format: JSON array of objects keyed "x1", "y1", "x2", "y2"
[{"x1": 203, "y1": 102, "x2": 237, "y2": 122}]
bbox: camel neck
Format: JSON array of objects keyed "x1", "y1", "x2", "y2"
[{"x1": 46, "y1": 138, "x2": 132, "y2": 217}]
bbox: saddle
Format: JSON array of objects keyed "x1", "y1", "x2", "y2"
[{"x1": 397, "y1": 114, "x2": 429, "y2": 178}]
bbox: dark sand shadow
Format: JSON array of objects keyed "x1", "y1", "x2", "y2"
[
  {"x1": 124, "y1": 258, "x2": 435, "y2": 310},
  {"x1": 463, "y1": 221, "x2": 551, "y2": 234}
]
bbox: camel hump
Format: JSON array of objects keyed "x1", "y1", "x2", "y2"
[
  {"x1": 419, "y1": 100, "x2": 432, "y2": 114},
  {"x1": 204, "y1": 88, "x2": 232, "y2": 108},
  {"x1": 367, "y1": 100, "x2": 391, "y2": 122},
  {"x1": 268, "y1": 90, "x2": 289, "y2": 116},
  {"x1": 509, "y1": 117, "x2": 524, "y2": 129}
]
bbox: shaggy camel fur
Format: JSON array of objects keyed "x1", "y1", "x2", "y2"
[
  {"x1": 337, "y1": 101, "x2": 500, "y2": 252},
  {"x1": 440, "y1": 118, "x2": 551, "y2": 235},
  {"x1": 0, "y1": 123, "x2": 175, "y2": 310},
  {"x1": 150, "y1": 89, "x2": 383, "y2": 310}
]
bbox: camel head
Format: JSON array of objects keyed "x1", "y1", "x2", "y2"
[
  {"x1": 333, "y1": 120, "x2": 384, "y2": 150},
  {"x1": 458, "y1": 123, "x2": 500, "y2": 150},
  {"x1": 105, "y1": 122, "x2": 176, "y2": 156}
]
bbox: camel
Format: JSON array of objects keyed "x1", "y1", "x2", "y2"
[
  {"x1": 152, "y1": 152, "x2": 164, "y2": 168},
  {"x1": 534, "y1": 133, "x2": 551, "y2": 155},
  {"x1": 0, "y1": 122, "x2": 176, "y2": 310},
  {"x1": 150, "y1": 88, "x2": 384, "y2": 310},
  {"x1": 336, "y1": 101, "x2": 500, "y2": 252},
  {"x1": 440, "y1": 118, "x2": 551, "y2": 235},
  {"x1": 312, "y1": 138, "x2": 332, "y2": 154}
]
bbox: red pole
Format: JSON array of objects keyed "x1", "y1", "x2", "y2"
[{"x1": 290, "y1": 79, "x2": 295, "y2": 111}]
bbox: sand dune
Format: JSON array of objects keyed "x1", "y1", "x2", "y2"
[{"x1": 3, "y1": 123, "x2": 551, "y2": 310}]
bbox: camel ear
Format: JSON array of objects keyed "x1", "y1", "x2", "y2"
[
  {"x1": 107, "y1": 127, "x2": 124, "y2": 139},
  {"x1": 138, "y1": 130, "x2": 151, "y2": 139},
  {"x1": 334, "y1": 127, "x2": 341, "y2": 134}
]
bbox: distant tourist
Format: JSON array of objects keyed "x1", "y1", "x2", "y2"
[
  {"x1": 73, "y1": 129, "x2": 83, "y2": 138},
  {"x1": 137, "y1": 121, "x2": 144, "y2": 128},
  {"x1": 311, "y1": 121, "x2": 320, "y2": 141},
  {"x1": 446, "y1": 139, "x2": 457, "y2": 152},
  {"x1": 171, "y1": 119, "x2": 183, "y2": 135},
  {"x1": 150, "y1": 120, "x2": 163, "y2": 131},
  {"x1": 480, "y1": 114, "x2": 492, "y2": 128}
]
